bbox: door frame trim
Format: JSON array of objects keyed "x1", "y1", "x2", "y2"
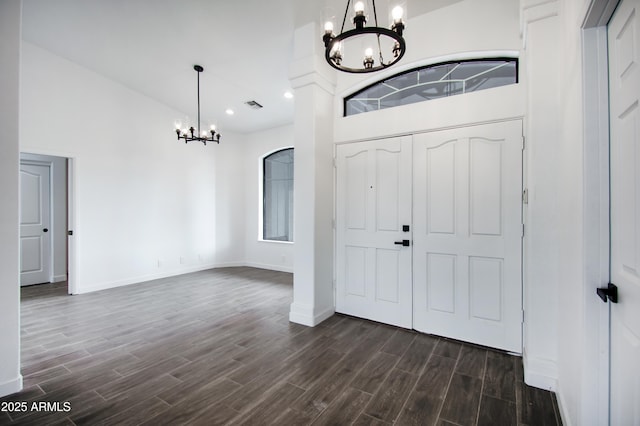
[{"x1": 582, "y1": 1, "x2": 619, "y2": 424}]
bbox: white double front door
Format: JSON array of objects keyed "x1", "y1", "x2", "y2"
[{"x1": 336, "y1": 120, "x2": 523, "y2": 352}]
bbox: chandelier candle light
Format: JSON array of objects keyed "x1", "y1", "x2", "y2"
[
  {"x1": 323, "y1": 0, "x2": 406, "y2": 73},
  {"x1": 174, "y1": 65, "x2": 221, "y2": 145}
]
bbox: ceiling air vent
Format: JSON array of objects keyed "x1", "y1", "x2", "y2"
[{"x1": 245, "y1": 100, "x2": 263, "y2": 109}]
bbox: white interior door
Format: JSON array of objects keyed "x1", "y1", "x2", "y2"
[
  {"x1": 412, "y1": 121, "x2": 523, "y2": 352},
  {"x1": 608, "y1": 0, "x2": 640, "y2": 423},
  {"x1": 20, "y1": 163, "x2": 52, "y2": 286},
  {"x1": 336, "y1": 136, "x2": 413, "y2": 328}
]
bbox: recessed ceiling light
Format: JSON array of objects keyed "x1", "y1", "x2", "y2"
[
  {"x1": 225, "y1": 109, "x2": 234, "y2": 115},
  {"x1": 284, "y1": 91, "x2": 294, "y2": 99}
]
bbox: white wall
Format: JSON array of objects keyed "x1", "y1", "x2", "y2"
[
  {"x1": 333, "y1": 0, "x2": 523, "y2": 144},
  {"x1": 0, "y1": 0, "x2": 23, "y2": 398},
  {"x1": 549, "y1": 1, "x2": 609, "y2": 424},
  {"x1": 243, "y1": 124, "x2": 295, "y2": 272},
  {"x1": 20, "y1": 42, "x2": 245, "y2": 294},
  {"x1": 20, "y1": 153, "x2": 68, "y2": 283},
  {"x1": 333, "y1": 0, "x2": 521, "y2": 98}
]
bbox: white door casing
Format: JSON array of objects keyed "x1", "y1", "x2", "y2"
[
  {"x1": 336, "y1": 136, "x2": 413, "y2": 328},
  {"x1": 608, "y1": 0, "x2": 640, "y2": 423},
  {"x1": 20, "y1": 163, "x2": 52, "y2": 286},
  {"x1": 412, "y1": 121, "x2": 523, "y2": 353}
]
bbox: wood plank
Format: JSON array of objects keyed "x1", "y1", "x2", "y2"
[
  {"x1": 477, "y1": 394, "x2": 517, "y2": 426},
  {"x1": 363, "y1": 368, "x2": 418, "y2": 422},
  {"x1": 290, "y1": 334, "x2": 383, "y2": 421},
  {"x1": 287, "y1": 348, "x2": 344, "y2": 390},
  {"x1": 380, "y1": 330, "x2": 416, "y2": 357},
  {"x1": 311, "y1": 388, "x2": 371, "y2": 426},
  {"x1": 351, "y1": 352, "x2": 399, "y2": 394},
  {"x1": 234, "y1": 381, "x2": 306, "y2": 425},
  {"x1": 223, "y1": 367, "x2": 297, "y2": 413},
  {"x1": 456, "y1": 345, "x2": 487, "y2": 379},
  {"x1": 439, "y1": 373, "x2": 483, "y2": 425},
  {"x1": 519, "y1": 381, "x2": 559, "y2": 426},
  {"x1": 396, "y1": 355, "x2": 456, "y2": 426},
  {"x1": 396, "y1": 334, "x2": 437, "y2": 375},
  {"x1": 100, "y1": 397, "x2": 171, "y2": 426},
  {"x1": 432, "y1": 338, "x2": 462, "y2": 359},
  {"x1": 140, "y1": 379, "x2": 240, "y2": 426},
  {"x1": 94, "y1": 356, "x2": 187, "y2": 400},
  {"x1": 184, "y1": 403, "x2": 240, "y2": 426},
  {"x1": 353, "y1": 413, "x2": 392, "y2": 425},
  {"x1": 483, "y1": 350, "x2": 516, "y2": 402}
]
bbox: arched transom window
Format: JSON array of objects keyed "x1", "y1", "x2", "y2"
[{"x1": 345, "y1": 58, "x2": 518, "y2": 116}]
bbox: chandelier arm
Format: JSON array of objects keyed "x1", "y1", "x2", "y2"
[{"x1": 340, "y1": 0, "x2": 351, "y2": 33}]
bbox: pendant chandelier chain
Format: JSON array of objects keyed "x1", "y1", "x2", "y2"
[
  {"x1": 196, "y1": 69, "x2": 201, "y2": 137},
  {"x1": 340, "y1": 0, "x2": 351, "y2": 33},
  {"x1": 371, "y1": 1, "x2": 385, "y2": 64}
]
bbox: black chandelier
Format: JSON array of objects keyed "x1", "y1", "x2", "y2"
[
  {"x1": 322, "y1": 0, "x2": 406, "y2": 73},
  {"x1": 174, "y1": 65, "x2": 221, "y2": 145}
]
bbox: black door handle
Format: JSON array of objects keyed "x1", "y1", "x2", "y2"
[
  {"x1": 394, "y1": 240, "x2": 410, "y2": 247},
  {"x1": 43, "y1": 228, "x2": 48, "y2": 233},
  {"x1": 597, "y1": 283, "x2": 618, "y2": 303}
]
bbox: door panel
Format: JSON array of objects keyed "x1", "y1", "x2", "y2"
[
  {"x1": 413, "y1": 121, "x2": 523, "y2": 352},
  {"x1": 20, "y1": 163, "x2": 51, "y2": 286},
  {"x1": 608, "y1": 0, "x2": 640, "y2": 423},
  {"x1": 336, "y1": 137, "x2": 412, "y2": 328}
]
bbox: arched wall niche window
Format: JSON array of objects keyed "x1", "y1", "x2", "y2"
[
  {"x1": 344, "y1": 58, "x2": 518, "y2": 116},
  {"x1": 262, "y1": 147, "x2": 294, "y2": 242}
]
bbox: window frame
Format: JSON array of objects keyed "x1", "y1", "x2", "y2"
[{"x1": 259, "y1": 147, "x2": 294, "y2": 244}]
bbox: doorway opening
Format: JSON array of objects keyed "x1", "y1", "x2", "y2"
[
  {"x1": 19, "y1": 153, "x2": 74, "y2": 295},
  {"x1": 335, "y1": 120, "x2": 524, "y2": 353}
]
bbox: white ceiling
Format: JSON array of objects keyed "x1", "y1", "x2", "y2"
[{"x1": 21, "y1": 0, "x2": 463, "y2": 134}]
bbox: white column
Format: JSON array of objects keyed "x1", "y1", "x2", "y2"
[
  {"x1": 520, "y1": 0, "x2": 560, "y2": 391},
  {"x1": 0, "y1": 0, "x2": 23, "y2": 397},
  {"x1": 288, "y1": 22, "x2": 336, "y2": 326}
]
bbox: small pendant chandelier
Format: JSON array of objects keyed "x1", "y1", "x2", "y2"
[
  {"x1": 174, "y1": 65, "x2": 221, "y2": 145},
  {"x1": 322, "y1": 0, "x2": 406, "y2": 73}
]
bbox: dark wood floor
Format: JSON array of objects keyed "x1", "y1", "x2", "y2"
[{"x1": 1, "y1": 267, "x2": 561, "y2": 426}]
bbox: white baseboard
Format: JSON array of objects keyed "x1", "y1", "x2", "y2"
[
  {"x1": 289, "y1": 302, "x2": 334, "y2": 327},
  {"x1": 244, "y1": 262, "x2": 293, "y2": 273},
  {"x1": 0, "y1": 375, "x2": 22, "y2": 398},
  {"x1": 210, "y1": 262, "x2": 246, "y2": 269},
  {"x1": 73, "y1": 262, "x2": 293, "y2": 294},
  {"x1": 523, "y1": 348, "x2": 558, "y2": 391},
  {"x1": 52, "y1": 274, "x2": 67, "y2": 283},
  {"x1": 75, "y1": 263, "x2": 222, "y2": 294}
]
